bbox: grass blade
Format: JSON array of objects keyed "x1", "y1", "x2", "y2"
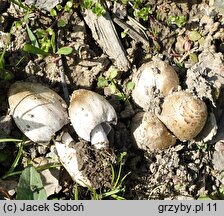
[
  {"x1": 26, "y1": 24, "x2": 39, "y2": 48},
  {"x1": 23, "y1": 44, "x2": 48, "y2": 56},
  {"x1": 0, "y1": 138, "x2": 23, "y2": 142}
]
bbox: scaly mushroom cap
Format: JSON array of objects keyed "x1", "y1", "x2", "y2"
[
  {"x1": 8, "y1": 82, "x2": 69, "y2": 143},
  {"x1": 131, "y1": 112, "x2": 176, "y2": 150},
  {"x1": 158, "y1": 91, "x2": 208, "y2": 141},
  {"x1": 68, "y1": 89, "x2": 117, "y2": 142},
  {"x1": 132, "y1": 59, "x2": 179, "y2": 110}
]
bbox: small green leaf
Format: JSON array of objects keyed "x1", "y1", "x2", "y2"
[
  {"x1": 109, "y1": 82, "x2": 117, "y2": 93},
  {"x1": 116, "y1": 92, "x2": 126, "y2": 101},
  {"x1": 57, "y1": 19, "x2": 66, "y2": 27},
  {"x1": 16, "y1": 165, "x2": 47, "y2": 200},
  {"x1": 127, "y1": 81, "x2": 135, "y2": 90},
  {"x1": 109, "y1": 68, "x2": 118, "y2": 80},
  {"x1": 121, "y1": 32, "x2": 126, "y2": 38},
  {"x1": 1, "y1": 70, "x2": 14, "y2": 80},
  {"x1": 121, "y1": 28, "x2": 129, "y2": 38},
  {"x1": 56, "y1": 4, "x2": 63, "y2": 11},
  {"x1": 66, "y1": 1, "x2": 73, "y2": 8},
  {"x1": 47, "y1": 28, "x2": 54, "y2": 36},
  {"x1": 36, "y1": 28, "x2": 46, "y2": 38},
  {"x1": 23, "y1": 44, "x2": 48, "y2": 56},
  {"x1": 26, "y1": 24, "x2": 39, "y2": 48},
  {"x1": 92, "y1": 3, "x2": 106, "y2": 16},
  {"x1": 189, "y1": 53, "x2": 198, "y2": 63},
  {"x1": 65, "y1": 0, "x2": 73, "y2": 11},
  {"x1": 82, "y1": 0, "x2": 94, "y2": 9},
  {"x1": 15, "y1": 20, "x2": 22, "y2": 28},
  {"x1": 167, "y1": 15, "x2": 186, "y2": 28},
  {"x1": 97, "y1": 76, "x2": 108, "y2": 88},
  {"x1": 56, "y1": 47, "x2": 73, "y2": 55},
  {"x1": 188, "y1": 31, "x2": 201, "y2": 42},
  {"x1": 134, "y1": 7, "x2": 152, "y2": 21},
  {"x1": 50, "y1": 8, "x2": 57, "y2": 17}
]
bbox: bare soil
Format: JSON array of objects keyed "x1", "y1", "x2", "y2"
[{"x1": 0, "y1": 0, "x2": 224, "y2": 200}]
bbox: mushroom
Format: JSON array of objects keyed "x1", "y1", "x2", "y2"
[
  {"x1": 54, "y1": 132, "x2": 91, "y2": 187},
  {"x1": 8, "y1": 81, "x2": 69, "y2": 143},
  {"x1": 68, "y1": 89, "x2": 117, "y2": 149},
  {"x1": 132, "y1": 58, "x2": 179, "y2": 110},
  {"x1": 158, "y1": 91, "x2": 208, "y2": 141},
  {"x1": 131, "y1": 112, "x2": 176, "y2": 150}
]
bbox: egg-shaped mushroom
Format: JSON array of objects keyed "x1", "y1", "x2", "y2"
[
  {"x1": 132, "y1": 58, "x2": 179, "y2": 110},
  {"x1": 8, "y1": 81, "x2": 69, "y2": 143},
  {"x1": 131, "y1": 112, "x2": 176, "y2": 150},
  {"x1": 68, "y1": 89, "x2": 117, "y2": 149},
  {"x1": 158, "y1": 91, "x2": 208, "y2": 141}
]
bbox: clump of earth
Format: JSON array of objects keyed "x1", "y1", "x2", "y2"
[{"x1": 0, "y1": 0, "x2": 224, "y2": 200}]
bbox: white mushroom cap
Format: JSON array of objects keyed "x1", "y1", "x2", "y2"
[
  {"x1": 68, "y1": 89, "x2": 117, "y2": 148},
  {"x1": 132, "y1": 58, "x2": 179, "y2": 110},
  {"x1": 8, "y1": 82, "x2": 69, "y2": 143}
]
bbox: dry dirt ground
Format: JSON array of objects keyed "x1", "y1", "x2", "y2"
[{"x1": 0, "y1": 0, "x2": 224, "y2": 200}]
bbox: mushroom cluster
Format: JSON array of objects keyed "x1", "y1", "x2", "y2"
[
  {"x1": 8, "y1": 81, "x2": 117, "y2": 186},
  {"x1": 8, "y1": 82, "x2": 117, "y2": 147},
  {"x1": 131, "y1": 58, "x2": 208, "y2": 151},
  {"x1": 7, "y1": 58, "x2": 208, "y2": 183}
]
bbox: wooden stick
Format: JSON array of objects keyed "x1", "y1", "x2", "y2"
[{"x1": 82, "y1": 1, "x2": 130, "y2": 71}]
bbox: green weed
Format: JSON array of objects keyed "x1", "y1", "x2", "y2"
[
  {"x1": 167, "y1": 15, "x2": 187, "y2": 28},
  {"x1": 97, "y1": 68, "x2": 135, "y2": 102},
  {"x1": 74, "y1": 152, "x2": 130, "y2": 200}
]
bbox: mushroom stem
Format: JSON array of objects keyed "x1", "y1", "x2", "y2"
[{"x1": 90, "y1": 124, "x2": 109, "y2": 149}]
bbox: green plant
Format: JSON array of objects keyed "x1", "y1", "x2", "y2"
[
  {"x1": 97, "y1": 68, "x2": 119, "y2": 93},
  {"x1": 121, "y1": 28, "x2": 129, "y2": 38},
  {"x1": 0, "y1": 21, "x2": 19, "y2": 80},
  {"x1": 16, "y1": 165, "x2": 47, "y2": 200},
  {"x1": 97, "y1": 68, "x2": 135, "y2": 102},
  {"x1": 9, "y1": 2, "x2": 73, "y2": 57},
  {"x1": 167, "y1": 15, "x2": 187, "y2": 28},
  {"x1": 121, "y1": 0, "x2": 152, "y2": 21},
  {"x1": 24, "y1": 24, "x2": 73, "y2": 56},
  {"x1": 0, "y1": 138, "x2": 60, "y2": 180},
  {"x1": 81, "y1": 0, "x2": 106, "y2": 16},
  {"x1": 133, "y1": 6, "x2": 152, "y2": 21},
  {"x1": 75, "y1": 152, "x2": 130, "y2": 200}
]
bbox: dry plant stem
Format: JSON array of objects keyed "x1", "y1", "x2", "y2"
[
  {"x1": 57, "y1": 30, "x2": 70, "y2": 104},
  {"x1": 178, "y1": 47, "x2": 198, "y2": 63},
  {"x1": 82, "y1": 0, "x2": 130, "y2": 71},
  {"x1": 127, "y1": 16, "x2": 149, "y2": 39},
  {"x1": 112, "y1": 15, "x2": 149, "y2": 48}
]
